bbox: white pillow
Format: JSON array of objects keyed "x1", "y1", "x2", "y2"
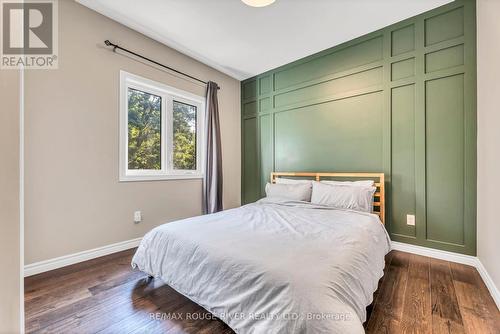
[
  {"x1": 311, "y1": 181, "x2": 376, "y2": 212},
  {"x1": 265, "y1": 182, "x2": 312, "y2": 201},
  {"x1": 320, "y1": 180, "x2": 374, "y2": 187},
  {"x1": 275, "y1": 177, "x2": 313, "y2": 185}
]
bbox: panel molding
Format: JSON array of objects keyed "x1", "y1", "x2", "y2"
[
  {"x1": 272, "y1": 61, "x2": 384, "y2": 97},
  {"x1": 273, "y1": 35, "x2": 384, "y2": 90},
  {"x1": 241, "y1": 0, "x2": 476, "y2": 255},
  {"x1": 273, "y1": 86, "x2": 384, "y2": 115}
]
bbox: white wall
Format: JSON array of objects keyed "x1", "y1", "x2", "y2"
[
  {"x1": 24, "y1": 1, "x2": 241, "y2": 264},
  {"x1": 477, "y1": 0, "x2": 500, "y2": 295},
  {"x1": 0, "y1": 70, "x2": 21, "y2": 332}
]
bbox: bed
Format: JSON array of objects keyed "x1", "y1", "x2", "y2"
[{"x1": 131, "y1": 172, "x2": 391, "y2": 333}]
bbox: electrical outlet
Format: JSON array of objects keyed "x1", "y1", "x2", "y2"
[
  {"x1": 134, "y1": 211, "x2": 142, "y2": 223},
  {"x1": 406, "y1": 214, "x2": 415, "y2": 226}
]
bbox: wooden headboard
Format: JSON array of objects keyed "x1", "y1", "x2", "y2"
[{"x1": 271, "y1": 172, "x2": 385, "y2": 224}]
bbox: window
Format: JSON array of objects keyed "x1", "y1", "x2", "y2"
[{"x1": 120, "y1": 71, "x2": 204, "y2": 181}]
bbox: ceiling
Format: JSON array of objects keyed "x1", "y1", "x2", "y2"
[{"x1": 77, "y1": 0, "x2": 453, "y2": 80}]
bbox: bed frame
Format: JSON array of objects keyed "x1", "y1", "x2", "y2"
[{"x1": 271, "y1": 172, "x2": 385, "y2": 224}]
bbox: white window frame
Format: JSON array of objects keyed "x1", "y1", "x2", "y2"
[{"x1": 120, "y1": 71, "x2": 205, "y2": 181}]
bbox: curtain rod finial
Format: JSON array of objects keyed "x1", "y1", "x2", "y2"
[{"x1": 104, "y1": 40, "x2": 111, "y2": 46}]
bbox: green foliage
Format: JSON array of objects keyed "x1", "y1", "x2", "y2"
[
  {"x1": 128, "y1": 88, "x2": 162, "y2": 170},
  {"x1": 173, "y1": 101, "x2": 197, "y2": 170},
  {"x1": 127, "y1": 88, "x2": 197, "y2": 171}
]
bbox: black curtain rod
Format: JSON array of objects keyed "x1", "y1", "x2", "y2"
[{"x1": 104, "y1": 40, "x2": 219, "y2": 89}]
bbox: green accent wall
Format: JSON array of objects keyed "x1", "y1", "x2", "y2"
[{"x1": 241, "y1": 0, "x2": 477, "y2": 255}]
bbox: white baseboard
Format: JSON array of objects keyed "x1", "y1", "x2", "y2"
[
  {"x1": 22, "y1": 237, "x2": 499, "y2": 311},
  {"x1": 392, "y1": 241, "x2": 500, "y2": 310},
  {"x1": 475, "y1": 259, "x2": 500, "y2": 310},
  {"x1": 24, "y1": 237, "x2": 142, "y2": 277},
  {"x1": 391, "y1": 241, "x2": 478, "y2": 266}
]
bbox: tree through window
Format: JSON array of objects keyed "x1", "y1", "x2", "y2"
[
  {"x1": 173, "y1": 101, "x2": 197, "y2": 170},
  {"x1": 120, "y1": 71, "x2": 204, "y2": 181},
  {"x1": 127, "y1": 88, "x2": 162, "y2": 170}
]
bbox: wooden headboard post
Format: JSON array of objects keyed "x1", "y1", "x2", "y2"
[{"x1": 271, "y1": 172, "x2": 386, "y2": 224}]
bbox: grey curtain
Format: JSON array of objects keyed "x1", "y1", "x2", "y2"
[{"x1": 203, "y1": 81, "x2": 223, "y2": 214}]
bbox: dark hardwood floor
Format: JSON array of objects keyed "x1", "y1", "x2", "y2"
[{"x1": 25, "y1": 249, "x2": 500, "y2": 334}]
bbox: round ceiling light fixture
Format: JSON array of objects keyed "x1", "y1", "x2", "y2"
[{"x1": 241, "y1": 0, "x2": 275, "y2": 7}]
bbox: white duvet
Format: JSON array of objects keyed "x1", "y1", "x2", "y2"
[{"x1": 132, "y1": 198, "x2": 391, "y2": 334}]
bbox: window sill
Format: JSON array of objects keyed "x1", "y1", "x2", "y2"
[{"x1": 119, "y1": 174, "x2": 203, "y2": 182}]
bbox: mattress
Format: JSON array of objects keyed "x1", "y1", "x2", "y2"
[{"x1": 131, "y1": 198, "x2": 391, "y2": 333}]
